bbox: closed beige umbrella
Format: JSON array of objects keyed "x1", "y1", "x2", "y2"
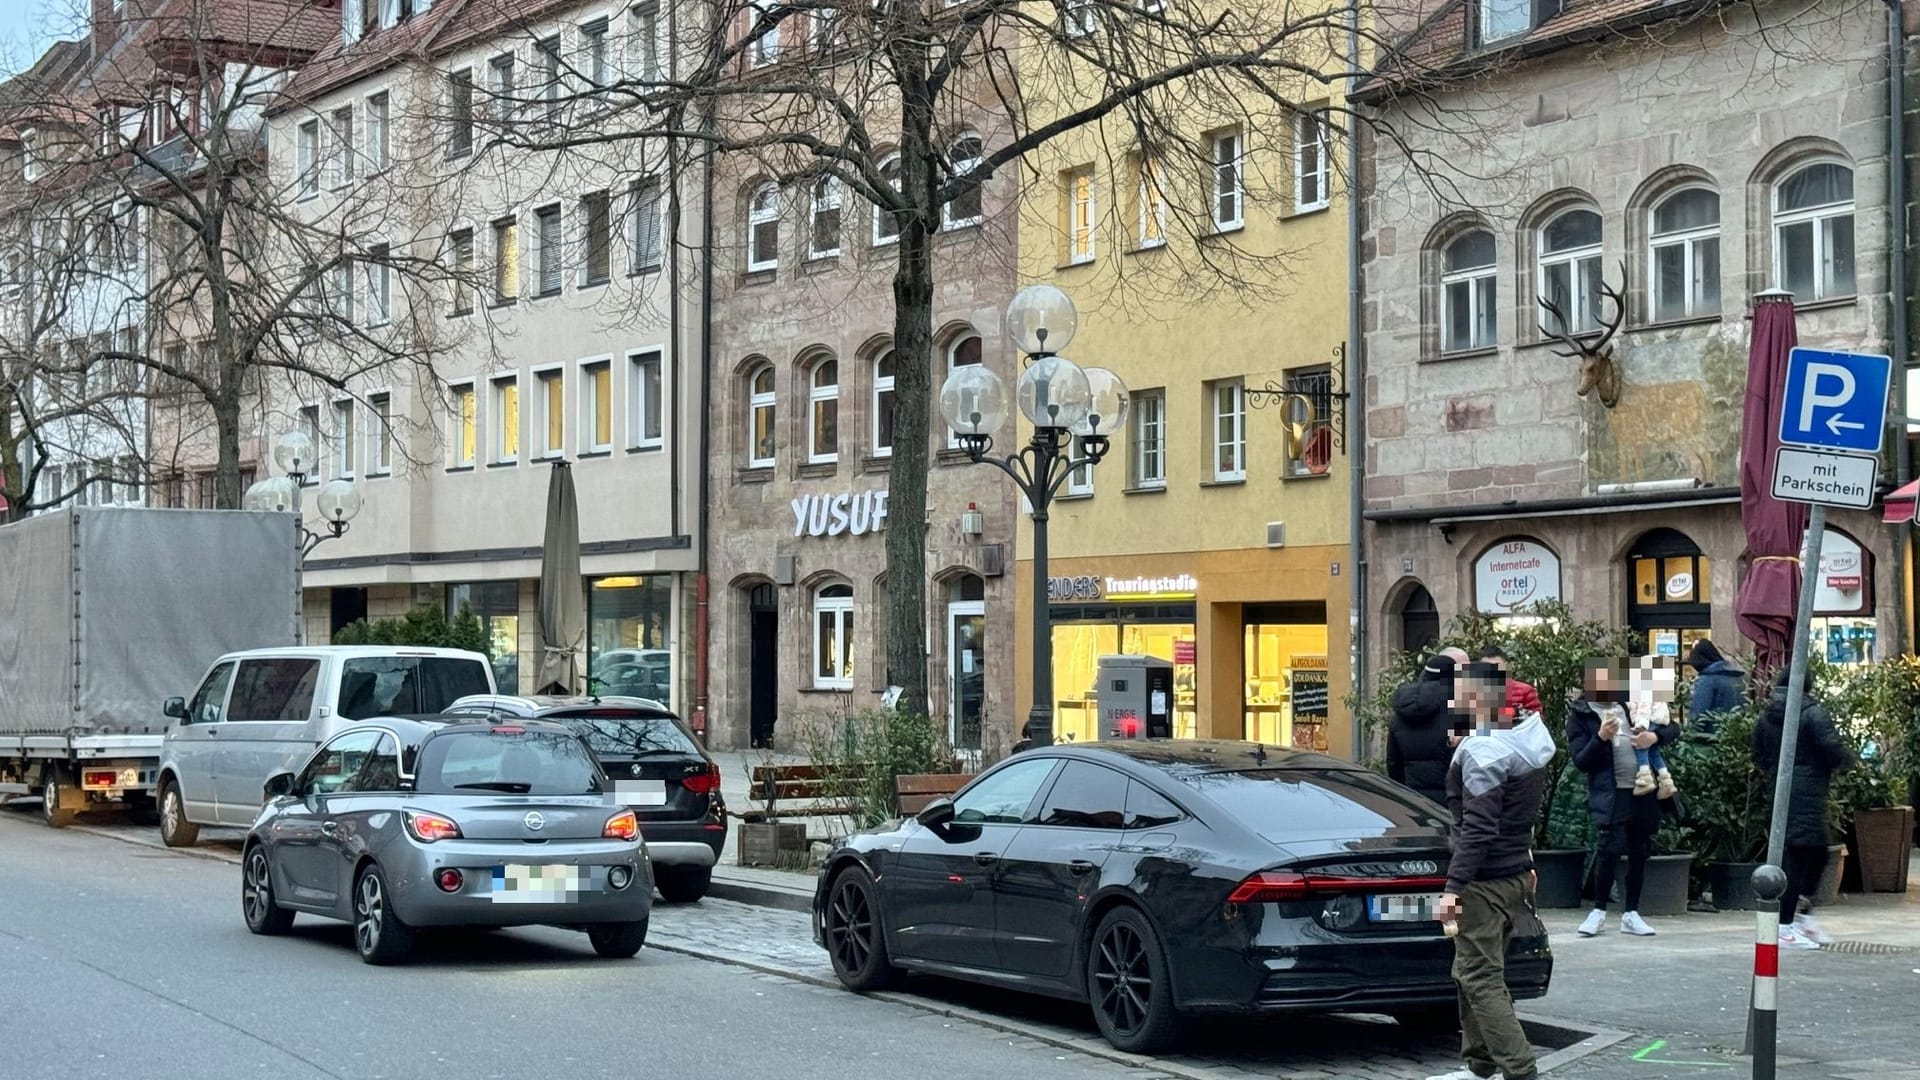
[{"x1": 535, "y1": 461, "x2": 585, "y2": 695}]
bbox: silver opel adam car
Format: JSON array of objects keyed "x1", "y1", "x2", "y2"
[{"x1": 240, "y1": 716, "x2": 653, "y2": 965}]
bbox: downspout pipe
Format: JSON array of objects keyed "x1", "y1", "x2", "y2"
[
  {"x1": 692, "y1": 18, "x2": 719, "y2": 742},
  {"x1": 1888, "y1": 0, "x2": 1912, "y2": 656},
  {"x1": 1346, "y1": 0, "x2": 1370, "y2": 758}
]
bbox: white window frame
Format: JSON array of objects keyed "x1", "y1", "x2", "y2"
[
  {"x1": 811, "y1": 582, "x2": 855, "y2": 690},
  {"x1": 809, "y1": 176, "x2": 842, "y2": 259},
  {"x1": 331, "y1": 398, "x2": 357, "y2": 479},
  {"x1": 488, "y1": 51, "x2": 516, "y2": 123},
  {"x1": 747, "y1": 182, "x2": 780, "y2": 272},
  {"x1": 748, "y1": 364, "x2": 777, "y2": 467},
  {"x1": 1441, "y1": 230, "x2": 1498, "y2": 353},
  {"x1": 534, "y1": 365, "x2": 566, "y2": 459},
  {"x1": 945, "y1": 334, "x2": 982, "y2": 448},
  {"x1": 449, "y1": 226, "x2": 476, "y2": 315},
  {"x1": 534, "y1": 35, "x2": 564, "y2": 117},
  {"x1": 329, "y1": 259, "x2": 355, "y2": 325},
  {"x1": 1132, "y1": 388, "x2": 1166, "y2": 488},
  {"x1": 1211, "y1": 129, "x2": 1244, "y2": 231},
  {"x1": 944, "y1": 133, "x2": 985, "y2": 229},
  {"x1": 1536, "y1": 207, "x2": 1603, "y2": 336},
  {"x1": 1211, "y1": 379, "x2": 1246, "y2": 482},
  {"x1": 296, "y1": 119, "x2": 319, "y2": 198},
  {"x1": 1294, "y1": 109, "x2": 1329, "y2": 212},
  {"x1": 751, "y1": 1, "x2": 780, "y2": 66},
  {"x1": 492, "y1": 215, "x2": 519, "y2": 302},
  {"x1": 1648, "y1": 187, "x2": 1721, "y2": 322},
  {"x1": 628, "y1": 3, "x2": 661, "y2": 82},
  {"x1": 808, "y1": 358, "x2": 839, "y2": 464},
  {"x1": 366, "y1": 390, "x2": 394, "y2": 475},
  {"x1": 1065, "y1": 435, "x2": 1094, "y2": 496},
  {"x1": 873, "y1": 154, "x2": 902, "y2": 246},
  {"x1": 580, "y1": 17, "x2": 611, "y2": 87},
  {"x1": 447, "y1": 68, "x2": 475, "y2": 157},
  {"x1": 1136, "y1": 156, "x2": 1166, "y2": 249},
  {"x1": 1772, "y1": 161, "x2": 1856, "y2": 303},
  {"x1": 21, "y1": 128, "x2": 38, "y2": 181},
  {"x1": 629, "y1": 177, "x2": 664, "y2": 273},
  {"x1": 535, "y1": 203, "x2": 564, "y2": 296},
  {"x1": 449, "y1": 381, "x2": 477, "y2": 468},
  {"x1": 581, "y1": 357, "x2": 615, "y2": 454},
  {"x1": 327, "y1": 105, "x2": 354, "y2": 189},
  {"x1": 581, "y1": 189, "x2": 614, "y2": 287},
  {"x1": 1479, "y1": 0, "x2": 1530, "y2": 43},
  {"x1": 628, "y1": 348, "x2": 664, "y2": 450},
  {"x1": 491, "y1": 372, "x2": 521, "y2": 463},
  {"x1": 1066, "y1": 166, "x2": 1095, "y2": 264},
  {"x1": 364, "y1": 90, "x2": 390, "y2": 173},
  {"x1": 364, "y1": 242, "x2": 392, "y2": 326},
  {"x1": 872, "y1": 350, "x2": 895, "y2": 456}
]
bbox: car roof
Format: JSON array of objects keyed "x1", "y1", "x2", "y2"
[
  {"x1": 1033, "y1": 739, "x2": 1361, "y2": 776},
  {"x1": 445, "y1": 693, "x2": 676, "y2": 716},
  {"x1": 216, "y1": 646, "x2": 490, "y2": 662},
  {"x1": 344, "y1": 714, "x2": 582, "y2": 741}
]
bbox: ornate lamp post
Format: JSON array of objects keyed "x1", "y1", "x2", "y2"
[
  {"x1": 939, "y1": 285, "x2": 1128, "y2": 749},
  {"x1": 243, "y1": 430, "x2": 363, "y2": 557}
]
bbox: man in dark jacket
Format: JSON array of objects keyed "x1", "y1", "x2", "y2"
[
  {"x1": 1388, "y1": 648, "x2": 1467, "y2": 804},
  {"x1": 1431, "y1": 662, "x2": 1555, "y2": 1080},
  {"x1": 1685, "y1": 639, "x2": 1744, "y2": 734},
  {"x1": 1754, "y1": 667, "x2": 1855, "y2": 949}
]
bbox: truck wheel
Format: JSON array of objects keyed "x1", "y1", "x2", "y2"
[
  {"x1": 42, "y1": 773, "x2": 76, "y2": 829},
  {"x1": 159, "y1": 780, "x2": 200, "y2": 848}
]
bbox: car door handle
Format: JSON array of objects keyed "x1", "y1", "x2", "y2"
[
  {"x1": 1068, "y1": 860, "x2": 1098, "y2": 876},
  {"x1": 972, "y1": 851, "x2": 999, "y2": 867},
  {"x1": 320, "y1": 821, "x2": 339, "y2": 836}
]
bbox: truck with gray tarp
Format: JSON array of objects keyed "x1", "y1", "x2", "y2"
[{"x1": 0, "y1": 506, "x2": 298, "y2": 826}]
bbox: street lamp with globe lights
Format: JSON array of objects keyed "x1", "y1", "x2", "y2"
[
  {"x1": 939, "y1": 285, "x2": 1127, "y2": 750},
  {"x1": 243, "y1": 429, "x2": 362, "y2": 558}
]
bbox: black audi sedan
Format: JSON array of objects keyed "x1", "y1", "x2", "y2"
[{"x1": 811, "y1": 740, "x2": 1551, "y2": 1054}]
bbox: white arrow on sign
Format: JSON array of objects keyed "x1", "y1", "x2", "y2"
[{"x1": 1827, "y1": 416, "x2": 1866, "y2": 435}]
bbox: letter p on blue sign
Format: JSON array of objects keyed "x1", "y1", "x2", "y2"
[{"x1": 1778, "y1": 347, "x2": 1891, "y2": 455}]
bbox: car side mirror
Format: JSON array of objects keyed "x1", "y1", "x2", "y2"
[
  {"x1": 263, "y1": 772, "x2": 296, "y2": 799},
  {"x1": 163, "y1": 696, "x2": 188, "y2": 721},
  {"x1": 915, "y1": 797, "x2": 956, "y2": 830}
]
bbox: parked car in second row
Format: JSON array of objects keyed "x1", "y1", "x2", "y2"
[{"x1": 242, "y1": 715, "x2": 652, "y2": 964}]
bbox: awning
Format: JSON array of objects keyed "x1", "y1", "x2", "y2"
[{"x1": 1884, "y1": 479, "x2": 1920, "y2": 524}]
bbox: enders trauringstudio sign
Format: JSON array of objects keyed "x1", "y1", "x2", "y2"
[{"x1": 792, "y1": 490, "x2": 890, "y2": 538}]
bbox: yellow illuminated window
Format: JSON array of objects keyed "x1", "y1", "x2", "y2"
[
  {"x1": 495, "y1": 378, "x2": 519, "y2": 461},
  {"x1": 1137, "y1": 156, "x2": 1165, "y2": 247},
  {"x1": 453, "y1": 385, "x2": 476, "y2": 466},
  {"x1": 538, "y1": 370, "x2": 565, "y2": 456},
  {"x1": 1067, "y1": 167, "x2": 1094, "y2": 264},
  {"x1": 586, "y1": 362, "x2": 612, "y2": 450}
]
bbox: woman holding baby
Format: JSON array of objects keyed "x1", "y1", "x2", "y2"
[{"x1": 1566, "y1": 655, "x2": 1681, "y2": 939}]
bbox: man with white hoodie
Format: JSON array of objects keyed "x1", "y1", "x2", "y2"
[{"x1": 1428, "y1": 662, "x2": 1557, "y2": 1080}]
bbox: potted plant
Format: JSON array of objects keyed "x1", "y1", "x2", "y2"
[
  {"x1": 1828, "y1": 657, "x2": 1918, "y2": 894},
  {"x1": 737, "y1": 747, "x2": 807, "y2": 867},
  {"x1": 1534, "y1": 762, "x2": 1593, "y2": 908},
  {"x1": 1665, "y1": 705, "x2": 1769, "y2": 910}
]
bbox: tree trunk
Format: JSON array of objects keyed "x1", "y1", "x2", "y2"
[{"x1": 213, "y1": 379, "x2": 243, "y2": 509}]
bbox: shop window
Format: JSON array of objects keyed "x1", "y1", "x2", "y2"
[
  {"x1": 1049, "y1": 604, "x2": 1197, "y2": 743},
  {"x1": 813, "y1": 582, "x2": 855, "y2": 690},
  {"x1": 948, "y1": 573, "x2": 985, "y2": 751},
  {"x1": 1242, "y1": 604, "x2": 1330, "y2": 751},
  {"x1": 1808, "y1": 526, "x2": 1876, "y2": 667},
  {"x1": 586, "y1": 575, "x2": 674, "y2": 701},
  {"x1": 1625, "y1": 528, "x2": 1711, "y2": 658},
  {"x1": 447, "y1": 581, "x2": 520, "y2": 692}
]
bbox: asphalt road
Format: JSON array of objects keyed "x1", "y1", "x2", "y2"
[{"x1": 0, "y1": 811, "x2": 1161, "y2": 1080}]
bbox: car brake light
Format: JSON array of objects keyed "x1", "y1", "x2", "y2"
[
  {"x1": 492, "y1": 725, "x2": 526, "y2": 734},
  {"x1": 1228, "y1": 872, "x2": 1309, "y2": 903},
  {"x1": 84, "y1": 770, "x2": 117, "y2": 787},
  {"x1": 604, "y1": 809, "x2": 638, "y2": 841},
  {"x1": 404, "y1": 811, "x2": 463, "y2": 842},
  {"x1": 682, "y1": 764, "x2": 721, "y2": 795},
  {"x1": 1228, "y1": 871, "x2": 1449, "y2": 905}
]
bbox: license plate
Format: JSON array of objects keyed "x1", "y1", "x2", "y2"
[
  {"x1": 490, "y1": 864, "x2": 588, "y2": 903},
  {"x1": 1368, "y1": 893, "x2": 1443, "y2": 923},
  {"x1": 614, "y1": 779, "x2": 668, "y2": 806}
]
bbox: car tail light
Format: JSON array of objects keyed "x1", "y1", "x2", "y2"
[
  {"x1": 404, "y1": 811, "x2": 463, "y2": 843},
  {"x1": 604, "y1": 809, "x2": 638, "y2": 841},
  {"x1": 84, "y1": 770, "x2": 117, "y2": 788},
  {"x1": 491, "y1": 725, "x2": 526, "y2": 734},
  {"x1": 1228, "y1": 871, "x2": 1449, "y2": 905},
  {"x1": 682, "y1": 764, "x2": 721, "y2": 795},
  {"x1": 436, "y1": 868, "x2": 464, "y2": 892}
]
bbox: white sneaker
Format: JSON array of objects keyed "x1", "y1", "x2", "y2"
[
  {"x1": 1423, "y1": 1071, "x2": 1485, "y2": 1080},
  {"x1": 1577, "y1": 909, "x2": 1606, "y2": 937},
  {"x1": 1778, "y1": 927, "x2": 1821, "y2": 950},
  {"x1": 1621, "y1": 911, "x2": 1656, "y2": 937},
  {"x1": 1793, "y1": 914, "x2": 1833, "y2": 945}
]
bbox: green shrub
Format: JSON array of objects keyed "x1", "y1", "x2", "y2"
[
  {"x1": 332, "y1": 603, "x2": 491, "y2": 657},
  {"x1": 798, "y1": 709, "x2": 960, "y2": 830}
]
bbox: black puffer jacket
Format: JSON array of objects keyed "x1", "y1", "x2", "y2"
[
  {"x1": 1753, "y1": 686, "x2": 1856, "y2": 847},
  {"x1": 1388, "y1": 665, "x2": 1456, "y2": 805}
]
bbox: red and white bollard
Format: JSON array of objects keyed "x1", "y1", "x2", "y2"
[{"x1": 1748, "y1": 862, "x2": 1788, "y2": 1080}]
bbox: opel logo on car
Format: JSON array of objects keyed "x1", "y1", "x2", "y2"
[
  {"x1": 524, "y1": 811, "x2": 545, "y2": 831},
  {"x1": 1402, "y1": 860, "x2": 1439, "y2": 876}
]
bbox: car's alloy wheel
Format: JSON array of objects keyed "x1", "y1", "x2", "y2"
[
  {"x1": 1087, "y1": 907, "x2": 1181, "y2": 1054},
  {"x1": 242, "y1": 847, "x2": 294, "y2": 935},
  {"x1": 353, "y1": 865, "x2": 415, "y2": 965},
  {"x1": 159, "y1": 782, "x2": 198, "y2": 848},
  {"x1": 42, "y1": 775, "x2": 74, "y2": 828},
  {"x1": 825, "y1": 867, "x2": 897, "y2": 991}
]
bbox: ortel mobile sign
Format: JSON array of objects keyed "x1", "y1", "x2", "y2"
[{"x1": 1473, "y1": 539, "x2": 1562, "y2": 614}]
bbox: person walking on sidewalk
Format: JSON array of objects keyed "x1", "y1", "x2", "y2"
[
  {"x1": 1389, "y1": 647, "x2": 1469, "y2": 805},
  {"x1": 1685, "y1": 639, "x2": 1745, "y2": 735},
  {"x1": 1568, "y1": 657, "x2": 1676, "y2": 938},
  {"x1": 1427, "y1": 662, "x2": 1555, "y2": 1080},
  {"x1": 1753, "y1": 666, "x2": 1856, "y2": 950}
]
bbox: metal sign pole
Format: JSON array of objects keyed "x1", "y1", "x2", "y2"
[{"x1": 1745, "y1": 501, "x2": 1826, "y2": 1080}]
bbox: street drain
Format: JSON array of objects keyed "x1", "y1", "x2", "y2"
[{"x1": 1823, "y1": 940, "x2": 1917, "y2": 956}]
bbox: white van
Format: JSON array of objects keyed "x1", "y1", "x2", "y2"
[{"x1": 155, "y1": 646, "x2": 496, "y2": 846}]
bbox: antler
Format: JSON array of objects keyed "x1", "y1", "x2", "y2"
[{"x1": 1536, "y1": 258, "x2": 1628, "y2": 359}]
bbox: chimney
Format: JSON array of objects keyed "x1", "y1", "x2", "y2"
[{"x1": 91, "y1": 0, "x2": 121, "y2": 50}]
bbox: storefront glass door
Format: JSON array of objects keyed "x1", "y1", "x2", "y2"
[
  {"x1": 1241, "y1": 610, "x2": 1329, "y2": 751},
  {"x1": 948, "y1": 601, "x2": 986, "y2": 751}
]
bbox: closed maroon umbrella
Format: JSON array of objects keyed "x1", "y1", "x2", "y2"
[{"x1": 1734, "y1": 291, "x2": 1805, "y2": 673}]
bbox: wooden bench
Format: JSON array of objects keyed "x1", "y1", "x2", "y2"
[
  {"x1": 742, "y1": 763, "x2": 870, "y2": 822},
  {"x1": 895, "y1": 773, "x2": 974, "y2": 816}
]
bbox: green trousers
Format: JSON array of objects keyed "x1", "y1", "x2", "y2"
[{"x1": 1452, "y1": 874, "x2": 1537, "y2": 1080}]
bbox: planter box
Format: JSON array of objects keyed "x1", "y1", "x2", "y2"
[
  {"x1": 1852, "y1": 806, "x2": 1914, "y2": 893},
  {"x1": 1706, "y1": 861, "x2": 1763, "y2": 911},
  {"x1": 738, "y1": 821, "x2": 808, "y2": 867},
  {"x1": 1606, "y1": 853, "x2": 1693, "y2": 916},
  {"x1": 1533, "y1": 849, "x2": 1586, "y2": 909}
]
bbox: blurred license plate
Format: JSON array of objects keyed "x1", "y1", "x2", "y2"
[
  {"x1": 1369, "y1": 893, "x2": 1442, "y2": 922},
  {"x1": 490, "y1": 864, "x2": 586, "y2": 903},
  {"x1": 615, "y1": 780, "x2": 668, "y2": 806}
]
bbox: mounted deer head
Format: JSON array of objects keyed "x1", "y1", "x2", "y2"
[{"x1": 1537, "y1": 260, "x2": 1627, "y2": 409}]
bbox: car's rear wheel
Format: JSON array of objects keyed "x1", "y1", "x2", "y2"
[
  {"x1": 41, "y1": 772, "x2": 75, "y2": 829},
  {"x1": 656, "y1": 865, "x2": 712, "y2": 903},
  {"x1": 1390, "y1": 1005, "x2": 1461, "y2": 1034},
  {"x1": 241, "y1": 845, "x2": 295, "y2": 935},
  {"x1": 159, "y1": 781, "x2": 199, "y2": 848},
  {"x1": 353, "y1": 864, "x2": 415, "y2": 965},
  {"x1": 824, "y1": 866, "x2": 898, "y2": 991},
  {"x1": 587, "y1": 919, "x2": 649, "y2": 958},
  {"x1": 1086, "y1": 905, "x2": 1182, "y2": 1054}
]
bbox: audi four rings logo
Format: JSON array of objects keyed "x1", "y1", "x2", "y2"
[
  {"x1": 1402, "y1": 860, "x2": 1439, "y2": 875},
  {"x1": 523, "y1": 811, "x2": 545, "y2": 831}
]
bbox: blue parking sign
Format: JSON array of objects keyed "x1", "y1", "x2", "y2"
[{"x1": 1778, "y1": 347, "x2": 1892, "y2": 455}]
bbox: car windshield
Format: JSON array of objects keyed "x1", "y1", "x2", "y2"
[
  {"x1": 413, "y1": 730, "x2": 606, "y2": 795},
  {"x1": 549, "y1": 709, "x2": 701, "y2": 758},
  {"x1": 1175, "y1": 767, "x2": 1447, "y2": 837},
  {"x1": 337, "y1": 657, "x2": 493, "y2": 720}
]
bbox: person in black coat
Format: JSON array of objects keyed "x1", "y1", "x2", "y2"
[
  {"x1": 1753, "y1": 666, "x2": 1856, "y2": 949},
  {"x1": 1387, "y1": 649, "x2": 1465, "y2": 805},
  {"x1": 1567, "y1": 657, "x2": 1678, "y2": 938},
  {"x1": 1685, "y1": 639, "x2": 1745, "y2": 735}
]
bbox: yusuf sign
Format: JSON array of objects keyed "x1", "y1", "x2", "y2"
[{"x1": 791, "y1": 490, "x2": 889, "y2": 538}]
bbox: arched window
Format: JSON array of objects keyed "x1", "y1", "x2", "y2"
[
  {"x1": 945, "y1": 334, "x2": 982, "y2": 447},
  {"x1": 1441, "y1": 229, "x2": 1496, "y2": 353},
  {"x1": 746, "y1": 182, "x2": 779, "y2": 272},
  {"x1": 746, "y1": 364, "x2": 776, "y2": 467},
  {"x1": 944, "y1": 133, "x2": 984, "y2": 228},
  {"x1": 1649, "y1": 188, "x2": 1720, "y2": 321},
  {"x1": 873, "y1": 154, "x2": 902, "y2": 246},
  {"x1": 1626, "y1": 528, "x2": 1711, "y2": 656},
  {"x1": 872, "y1": 350, "x2": 895, "y2": 455},
  {"x1": 809, "y1": 176, "x2": 841, "y2": 259},
  {"x1": 812, "y1": 582, "x2": 855, "y2": 690},
  {"x1": 808, "y1": 357, "x2": 838, "y2": 463},
  {"x1": 1399, "y1": 584, "x2": 1440, "y2": 654},
  {"x1": 1774, "y1": 161, "x2": 1854, "y2": 301},
  {"x1": 1537, "y1": 207, "x2": 1603, "y2": 335}
]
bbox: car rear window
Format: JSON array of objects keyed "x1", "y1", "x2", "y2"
[
  {"x1": 1177, "y1": 767, "x2": 1446, "y2": 834},
  {"x1": 413, "y1": 730, "x2": 606, "y2": 795},
  {"x1": 549, "y1": 709, "x2": 701, "y2": 758},
  {"x1": 338, "y1": 657, "x2": 493, "y2": 720}
]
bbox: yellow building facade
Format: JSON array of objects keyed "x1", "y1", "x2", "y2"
[{"x1": 1010, "y1": 18, "x2": 1356, "y2": 757}]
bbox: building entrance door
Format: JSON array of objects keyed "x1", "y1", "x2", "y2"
[{"x1": 748, "y1": 584, "x2": 778, "y2": 748}]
